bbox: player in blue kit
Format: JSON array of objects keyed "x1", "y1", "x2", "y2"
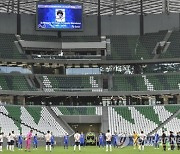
[
  {"x1": 51, "y1": 133, "x2": 55, "y2": 149},
  {"x1": 18, "y1": 133, "x2": 23, "y2": 150},
  {"x1": 80, "y1": 132, "x2": 85, "y2": 147},
  {"x1": 33, "y1": 134, "x2": 38, "y2": 150},
  {"x1": 98, "y1": 132, "x2": 104, "y2": 148},
  {"x1": 154, "y1": 132, "x2": 159, "y2": 149},
  {"x1": 113, "y1": 133, "x2": 118, "y2": 148},
  {"x1": 64, "y1": 133, "x2": 69, "y2": 149}
]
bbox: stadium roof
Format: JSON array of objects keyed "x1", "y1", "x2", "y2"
[{"x1": 0, "y1": 0, "x2": 180, "y2": 15}]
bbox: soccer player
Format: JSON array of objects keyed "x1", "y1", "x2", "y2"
[
  {"x1": 6, "y1": 133, "x2": 11, "y2": 150},
  {"x1": 133, "y1": 131, "x2": 138, "y2": 149},
  {"x1": 74, "y1": 131, "x2": 81, "y2": 151},
  {"x1": 10, "y1": 131, "x2": 16, "y2": 151},
  {"x1": 138, "y1": 131, "x2": 146, "y2": 151},
  {"x1": 105, "y1": 130, "x2": 112, "y2": 152},
  {"x1": 112, "y1": 132, "x2": 118, "y2": 148},
  {"x1": 64, "y1": 133, "x2": 69, "y2": 149},
  {"x1": 162, "y1": 131, "x2": 167, "y2": 151},
  {"x1": 98, "y1": 132, "x2": 104, "y2": 148},
  {"x1": 18, "y1": 133, "x2": 23, "y2": 150},
  {"x1": 33, "y1": 133, "x2": 38, "y2": 150},
  {"x1": 45, "y1": 130, "x2": 52, "y2": 152},
  {"x1": 80, "y1": 132, "x2": 85, "y2": 147},
  {"x1": 154, "y1": 131, "x2": 159, "y2": 149},
  {"x1": 119, "y1": 132, "x2": 126, "y2": 148},
  {"x1": 169, "y1": 131, "x2": 175, "y2": 150},
  {"x1": 51, "y1": 132, "x2": 55, "y2": 149},
  {"x1": 177, "y1": 132, "x2": 180, "y2": 150},
  {"x1": 0, "y1": 132, "x2": 4, "y2": 152},
  {"x1": 25, "y1": 129, "x2": 33, "y2": 152}
]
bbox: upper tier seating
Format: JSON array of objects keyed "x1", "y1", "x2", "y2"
[
  {"x1": 160, "y1": 31, "x2": 180, "y2": 58},
  {"x1": 21, "y1": 35, "x2": 100, "y2": 42},
  {"x1": 1, "y1": 31, "x2": 180, "y2": 60},
  {"x1": 107, "y1": 31, "x2": 167, "y2": 60},
  {"x1": 0, "y1": 33, "x2": 26, "y2": 59},
  {"x1": 107, "y1": 35, "x2": 139, "y2": 60},
  {"x1": 0, "y1": 74, "x2": 35, "y2": 91}
]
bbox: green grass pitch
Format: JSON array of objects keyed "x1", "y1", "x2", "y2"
[{"x1": 1, "y1": 146, "x2": 180, "y2": 154}]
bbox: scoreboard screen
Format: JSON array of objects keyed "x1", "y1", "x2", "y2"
[{"x1": 36, "y1": 2, "x2": 83, "y2": 31}]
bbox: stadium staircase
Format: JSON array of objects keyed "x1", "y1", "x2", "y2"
[
  {"x1": 160, "y1": 31, "x2": 180, "y2": 58},
  {"x1": 142, "y1": 75, "x2": 154, "y2": 91},
  {"x1": 46, "y1": 106, "x2": 74, "y2": 136},
  {"x1": 148, "y1": 108, "x2": 180, "y2": 136},
  {"x1": 153, "y1": 30, "x2": 172, "y2": 59},
  {"x1": 101, "y1": 106, "x2": 109, "y2": 132}
]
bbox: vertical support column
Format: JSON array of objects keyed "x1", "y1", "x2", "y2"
[
  {"x1": 126, "y1": 96, "x2": 131, "y2": 105},
  {"x1": 101, "y1": 106, "x2": 109, "y2": 132},
  {"x1": 17, "y1": 0, "x2": 21, "y2": 35},
  {"x1": 140, "y1": 0, "x2": 144, "y2": 36},
  {"x1": 113, "y1": 0, "x2": 116, "y2": 15},
  {"x1": 12, "y1": 0, "x2": 15, "y2": 13},
  {"x1": 163, "y1": 95, "x2": 169, "y2": 104},
  {"x1": 179, "y1": 13, "x2": 180, "y2": 32},
  {"x1": 97, "y1": 0, "x2": 101, "y2": 37},
  {"x1": 177, "y1": 95, "x2": 180, "y2": 104},
  {"x1": 13, "y1": 96, "x2": 18, "y2": 105},
  {"x1": 57, "y1": 0, "x2": 63, "y2": 38}
]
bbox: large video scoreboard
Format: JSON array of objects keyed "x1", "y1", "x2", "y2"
[{"x1": 36, "y1": 2, "x2": 83, "y2": 31}]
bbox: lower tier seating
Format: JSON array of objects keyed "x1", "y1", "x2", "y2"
[
  {"x1": 0, "y1": 105, "x2": 67, "y2": 137},
  {"x1": 108, "y1": 105, "x2": 180, "y2": 135}
]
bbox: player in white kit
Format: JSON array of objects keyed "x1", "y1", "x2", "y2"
[
  {"x1": 0, "y1": 132, "x2": 4, "y2": 152},
  {"x1": 105, "y1": 130, "x2": 112, "y2": 152},
  {"x1": 74, "y1": 131, "x2": 81, "y2": 151},
  {"x1": 6, "y1": 133, "x2": 11, "y2": 150},
  {"x1": 138, "y1": 131, "x2": 146, "y2": 151},
  {"x1": 45, "y1": 131, "x2": 52, "y2": 152},
  {"x1": 10, "y1": 131, "x2": 16, "y2": 151}
]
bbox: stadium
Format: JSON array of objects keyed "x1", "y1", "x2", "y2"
[{"x1": 0, "y1": 0, "x2": 180, "y2": 154}]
